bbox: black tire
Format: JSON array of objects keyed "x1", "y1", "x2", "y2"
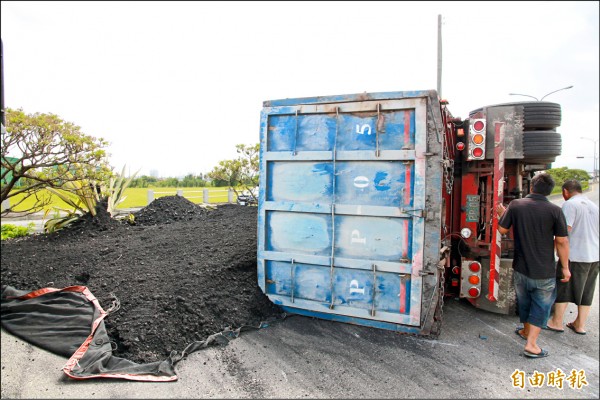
[
  {"x1": 522, "y1": 130, "x2": 562, "y2": 161},
  {"x1": 524, "y1": 143, "x2": 562, "y2": 149},
  {"x1": 523, "y1": 141, "x2": 562, "y2": 147},
  {"x1": 523, "y1": 131, "x2": 561, "y2": 143},
  {"x1": 469, "y1": 101, "x2": 561, "y2": 129},
  {"x1": 518, "y1": 102, "x2": 561, "y2": 129},
  {"x1": 523, "y1": 140, "x2": 562, "y2": 149},
  {"x1": 523, "y1": 144, "x2": 562, "y2": 150},
  {"x1": 523, "y1": 148, "x2": 562, "y2": 156},
  {"x1": 526, "y1": 111, "x2": 562, "y2": 118},
  {"x1": 523, "y1": 148, "x2": 562, "y2": 154},
  {"x1": 525, "y1": 120, "x2": 561, "y2": 129}
]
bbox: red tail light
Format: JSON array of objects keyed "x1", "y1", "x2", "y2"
[
  {"x1": 473, "y1": 120, "x2": 485, "y2": 132},
  {"x1": 469, "y1": 262, "x2": 481, "y2": 272},
  {"x1": 461, "y1": 260, "x2": 482, "y2": 298},
  {"x1": 468, "y1": 119, "x2": 486, "y2": 161}
]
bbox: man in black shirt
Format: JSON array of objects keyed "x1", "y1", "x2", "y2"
[{"x1": 496, "y1": 172, "x2": 570, "y2": 358}]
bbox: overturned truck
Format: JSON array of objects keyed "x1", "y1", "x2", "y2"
[{"x1": 256, "y1": 90, "x2": 562, "y2": 336}]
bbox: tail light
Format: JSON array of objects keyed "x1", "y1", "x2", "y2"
[
  {"x1": 468, "y1": 119, "x2": 486, "y2": 160},
  {"x1": 468, "y1": 262, "x2": 481, "y2": 273},
  {"x1": 460, "y1": 260, "x2": 482, "y2": 298}
]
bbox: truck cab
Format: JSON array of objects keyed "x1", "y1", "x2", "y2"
[{"x1": 443, "y1": 100, "x2": 562, "y2": 314}]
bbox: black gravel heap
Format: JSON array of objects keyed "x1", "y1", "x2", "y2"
[{"x1": 1, "y1": 196, "x2": 282, "y2": 363}]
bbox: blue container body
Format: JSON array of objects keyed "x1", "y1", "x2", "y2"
[{"x1": 258, "y1": 90, "x2": 445, "y2": 334}]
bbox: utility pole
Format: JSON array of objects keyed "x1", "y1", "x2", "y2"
[{"x1": 437, "y1": 14, "x2": 442, "y2": 98}]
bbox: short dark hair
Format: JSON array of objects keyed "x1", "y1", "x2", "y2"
[
  {"x1": 562, "y1": 179, "x2": 583, "y2": 193},
  {"x1": 531, "y1": 173, "x2": 555, "y2": 196}
]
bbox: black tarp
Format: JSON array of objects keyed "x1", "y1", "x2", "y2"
[
  {"x1": 1, "y1": 285, "x2": 274, "y2": 382},
  {"x1": 1, "y1": 285, "x2": 179, "y2": 381}
]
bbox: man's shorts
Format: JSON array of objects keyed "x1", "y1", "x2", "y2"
[
  {"x1": 556, "y1": 261, "x2": 600, "y2": 306},
  {"x1": 513, "y1": 270, "x2": 556, "y2": 328}
]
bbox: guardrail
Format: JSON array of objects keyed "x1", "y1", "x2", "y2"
[{"x1": 147, "y1": 189, "x2": 234, "y2": 205}]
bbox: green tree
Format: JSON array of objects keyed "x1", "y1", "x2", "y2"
[
  {"x1": 130, "y1": 175, "x2": 159, "y2": 188},
  {"x1": 209, "y1": 159, "x2": 242, "y2": 188},
  {"x1": 181, "y1": 174, "x2": 206, "y2": 187},
  {"x1": 162, "y1": 177, "x2": 180, "y2": 187},
  {"x1": 208, "y1": 143, "x2": 259, "y2": 196},
  {"x1": 130, "y1": 176, "x2": 149, "y2": 188},
  {"x1": 546, "y1": 167, "x2": 590, "y2": 190},
  {"x1": 1, "y1": 108, "x2": 111, "y2": 215}
]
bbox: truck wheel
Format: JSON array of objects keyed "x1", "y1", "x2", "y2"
[
  {"x1": 513, "y1": 102, "x2": 561, "y2": 129},
  {"x1": 523, "y1": 136, "x2": 561, "y2": 147},
  {"x1": 470, "y1": 102, "x2": 561, "y2": 129},
  {"x1": 522, "y1": 131, "x2": 561, "y2": 143},
  {"x1": 523, "y1": 147, "x2": 562, "y2": 156},
  {"x1": 522, "y1": 131, "x2": 562, "y2": 161}
]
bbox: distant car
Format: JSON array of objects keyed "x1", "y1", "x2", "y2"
[{"x1": 236, "y1": 187, "x2": 258, "y2": 206}]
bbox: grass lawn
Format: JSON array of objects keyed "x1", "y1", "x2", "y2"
[{"x1": 3, "y1": 187, "x2": 237, "y2": 213}]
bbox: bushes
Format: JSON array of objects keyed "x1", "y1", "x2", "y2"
[
  {"x1": 546, "y1": 167, "x2": 591, "y2": 194},
  {"x1": 1, "y1": 223, "x2": 35, "y2": 240}
]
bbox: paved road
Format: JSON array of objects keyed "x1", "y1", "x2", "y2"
[
  {"x1": 550, "y1": 183, "x2": 599, "y2": 207},
  {"x1": 2, "y1": 288, "x2": 598, "y2": 398},
  {"x1": 1, "y1": 185, "x2": 598, "y2": 398}
]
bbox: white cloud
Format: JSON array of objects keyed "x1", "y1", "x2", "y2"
[{"x1": 1, "y1": 1, "x2": 598, "y2": 176}]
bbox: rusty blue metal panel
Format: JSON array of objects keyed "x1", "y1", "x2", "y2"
[
  {"x1": 262, "y1": 90, "x2": 436, "y2": 107},
  {"x1": 266, "y1": 212, "x2": 412, "y2": 262},
  {"x1": 334, "y1": 161, "x2": 412, "y2": 207},
  {"x1": 266, "y1": 162, "x2": 332, "y2": 203},
  {"x1": 266, "y1": 160, "x2": 412, "y2": 207},
  {"x1": 258, "y1": 91, "x2": 443, "y2": 333},
  {"x1": 267, "y1": 110, "x2": 415, "y2": 153}
]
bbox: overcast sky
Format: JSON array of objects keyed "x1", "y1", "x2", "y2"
[{"x1": 1, "y1": 1, "x2": 598, "y2": 178}]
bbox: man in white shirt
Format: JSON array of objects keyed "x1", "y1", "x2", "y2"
[{"x1": 547, "y1": 179, "x2": 600, "y2": 335}]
